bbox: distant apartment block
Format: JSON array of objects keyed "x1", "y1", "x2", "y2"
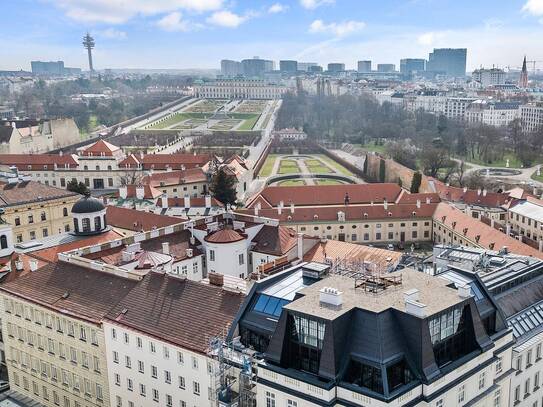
[
  {"x1": 377, "y1": 63, "x2": 396, "y2": 73},
  {"x1": 472, "y1": 68, "x2": 506, "y2": 87},
  {"x1": 279, "y1": 60, "x2": 298, "y2": 73},
  {"x1": 241, "y1": 57, "x2": 274, "y2": 77},
  {"x1": 327, "y1": 63, "x2": 345, "y2": 72},
  {"x1": 220, "y1": 59, "x2": 243, "y2": 77},
  {"x1": 31, "y1": 60, "x2": 81, "y2": 76},
  {"x1": 297, "y1": 62, "x2": 318, "y2": 72},
  {"x1": 520, "y1": 103, "x2": 543, "y2": 133},
  {"x1": 400, "y1": 58, "x2": 426, "y2": 75}
]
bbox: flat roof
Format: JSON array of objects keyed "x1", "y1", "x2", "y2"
[
  {"x1": 285, "y1": 269, "x2": 464, "y2": 320},
  {"x1": 509, "y1": 200, "x2": 543, "y2": 223}
]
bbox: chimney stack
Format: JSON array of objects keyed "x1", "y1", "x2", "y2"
[
  {"x1": 416, "y1": 199, "x2": 421, "y2": 209},
  {"x1": 205, "y1": 195, "x2": 211, "y2": 209},
  {"x1": 290, "y1": 202, "x2": 295, "y2": 214},
  {"x1": 319, "y1": 287, "x2": 343, "y2": 308},
  {"x1": 29, "y1": 260, "x2": 38, "y2": 272},
  {"x1": 135, "y1": 185, "x2": 145, "y2": 200},
  {"x1": 209, "y1": 272, "x2": 224, "y2": 287},
  {"x1": 119, "y1": 186, "x2": 128, "y2": 199},
  {"x1": 458, "y1": 284, "x2": 472, "y2": 298},
  {"x1": 297, "y1": 232, "x2": 304, "y2": 260},
  {"x1": 183, "y1": 195, "x2": 190, "y2": 209},
  {"x1": 482, "y1": 189, "x2": 487, "y2": 197},
  {"x1": 161, "y1": 194, "x2": 168, "y2": 209},
  {"x1": 162, "y1": 242, "x2": 170, "y2": 255},
  {"x1": 383, "y1": 198, "x2": 388, "y2": 210}
]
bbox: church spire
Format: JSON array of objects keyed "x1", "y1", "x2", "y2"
[{"x1": 519, "y1": 56, "x2": 529, "y2": 88}]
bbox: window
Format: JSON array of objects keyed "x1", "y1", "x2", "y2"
[
  {"x1": 41, "y1": 212, "x2": 46, "y2": 221},
  {"x1": 192, "y1": 356, "x2": 198, "y2": 369},
  {"x1": 527, "y1": 350, "x2": 533, "y2": 368},
  {"x1": 113, "y1": 351, "x2": 119, "y2": 363},
  {"x1": 82, "y1": 218, "x2": 90, "y2": 233},
  {"x1": 537, "y1": 344, "x2": 542, "y2": 360},
  {"x1": 163, "y1": 346, "x2": 169, "y2": 359},
  {"x1": 166, "y1": 394, "x2": 172, "y2": 407},
  {"x1": 516, "y1": 356, "x2": 523, "y2": 371},
  {"x1": 138, "y1": 360, "x2": 144, "y2": 373},
  {"x1": 137, "y1": 337, "x2": 142, "y2": 348},
  {"x1": 114, "y1": 373, "x2": 121, "y2": 386},
  {"x1": 435, "y1": 400, "x2": 443, "y2": 407},
  {"x1": 63, "y1": 207, "x2": 68, "y2": 217},
  {"x1": 28, "y1": 215, "x2": 34, "y2": 224},
  {"x1": 479, "y1": 372, "x2": 486, "y2": 389},
  {"x1": 111, "y1": 328, "x2": 117, "y2": 339},
  {"x1": 287, "y1": 401, "x2": 297, "y2": 407},
  {"x1": 152, "y1": 389, "x2": 159, "y2": 402},
  {"x1": 209, "y1": 250, "x2": 215, "y2": 261},
  {"x1": 152, "y1": 365, "x2": 158, "y2": 378},
  {"x1": 458, "y1": 384, "x2": 465, "y2": 403},
  {"x1": 150, "y1": 342, "x2": 156, "y2": 353},
  {"x1": 496, "y1": 357, "x2": 502, "y2": 374},
  {"x1": 525, "y1": 378, "x2": 531, "y2": 396},
  {"x1": 116, "y1": 396, "x2": 122, "y2": 407},
  {"x1": 165, "y1": 370, "x2": 171, "y2": 384},
  {"x1": 124, "y1": 332, "x2": 129, "y2": 344},
  {"x1": 140, "y1": 384, "x2": 146, "y2": 396},
  {"x1": 178, "y1": 376, "x2": 185, "y2": 389},
  {"x1": 534, "y1": 371, "x2": 540, "y2": 390},
  {"x1": 127, "y1": 378, "x2": 133, "y2": 391},
  {"x1": 193, "y1": 381, "x2": 200, "y2": 396},
  {"x1": 125, "y1": 356, "x2": 131, "y2": 368},
  {"x1": 514, "y1": 385, "x2": 520, "y2": 402},
  {"x1": 15, "y1": 217, "x2": 20, "y2": 226},
  {"x1": 239, "y1": 253, "x2": 244, "y2": 265},
  {"x1": 265, "y1": 391, "x2": 275, "y2": 407}
]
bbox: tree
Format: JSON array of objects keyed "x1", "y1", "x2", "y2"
[
  {"x1": 410, "y1": 171, "x2": 422, "y2": 193},
  {"x1": 210, "y1": 169, "x2": 237, "y2": 207},
  {"x1": 67, "y1": 180, "x2": 89, "y2": 196},
  {"x1": 419, "y1": 145, "x2": 455, "y2": 178}
]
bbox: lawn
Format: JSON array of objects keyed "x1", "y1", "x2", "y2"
[
  {"x1": 258, "y1": 154, "x2": 279, "y2": 177},
  {"x1": 305, "y1": 159, "x2": 333, "y2": 174},
  {"x1": 355, "y1": 141, "x2": 388, "y2": 155},
  {"x1": 531, "y1": 169, "x2": 543, "y2": 182},
  {"x1": 278, "y1": 159, "x2": 300, "y2": 174},
  {"x1": 278, "y1": 179, "x2": 306, "y2": 187},
  {"x1": 458, "y1": 152, "x2": 528, "y2": 168},
  {"x1": 316, "y1": 155, "x2": 354, "y2": 176},
  {"x1": 315, "y1": 179, "x2": 344, "y2": 185},
  {"x1": 237, "y1": 115, "x2": 260, "y2": 131}
]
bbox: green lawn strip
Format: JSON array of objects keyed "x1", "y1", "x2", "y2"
[
  {"x1": 278, "y1": 179, "x2": 306, "y2": 186},
  {"x1": 258, "y1": 154, "x2": 279, "y2": 177},
  {"x1": 531, "y1": 170, "x2": 543, "y2": 182},
  {"x1": 354, "y1": 141, "x2": 387, "y2": 155},
  {"x1": 315, "y1": 179, "x2": 344, "y2": 185},
  {"x1": 313, "y1": 155, "x2": 353, "y2": 176},
  {"x1": 457, "y1": 152, "x2": 530, "y2": 169},
  {"x1": 278, "y1": 160, "x2": 300, "y2": 174}
]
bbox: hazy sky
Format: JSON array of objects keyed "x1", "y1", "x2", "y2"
[{"x1": 1, "y1": 0, "x2": 542, "y2": 71}]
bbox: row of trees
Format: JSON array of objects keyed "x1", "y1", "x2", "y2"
[{"x1": 277, "y1": 92, "x2": 543, "y2": 186}]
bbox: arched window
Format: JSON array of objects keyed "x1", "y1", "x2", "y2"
[
  {"x1": 0, "y1": 235, "x2": 8, "y2": 249},
  {"x1": 83, "y1": 165, "x2": 88, "y2": 170},
  {"x1": 95, "y1": 165, "x2": 100, "y2": 171},
  {"x1": 41, "y1": 212, "x2": 46, "y2": 221},
  {"x1": 73, "y1": 218, "x2": 79, "y2": 232},
  {"x1": 82, "y1": 218, "x2": 91, "y2": 233},
  {"x1": 94, "y1": 216, "x2": 101, "y2": 231},
  {"x1": 107, "y1": 165, "x2": 112, "y2": 171},
  {"x1": 63, "y1": 207, "x2": 68, "y2": 217}
]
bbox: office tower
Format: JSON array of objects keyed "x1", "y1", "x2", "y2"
[
  {"x1": 426, "y1": 48, "x2": 467, "y2": 77},
  {"x1": 400, "y1": 59, "x2": 426, "y2": 75},
  {"x1": 279, "y1": 60, "x2": 298, "y2": 73},
  {"x1": 377, "y1": 64, "x2": 396, "y2": 73},
  {"x1": 242, "y1": 57, "x2": 274, "y2": 77},
  {"x1": 308, "y1": 65, "x2": 323, "y2": 73},
  {"x1": 298, "y1": 62, "x2": 318, "y2": 72},
  {"x1": 30, "y1": 61, "x2": 65, "y2": 75},
  {"x1": 221, "y1": 59, "x2": 243, "y2": 76},
  {"x1": 327, "y1": 63, "x2": 345, "y2": 72},
  {"x1": 357, "y1": 60, "x2": 372, "y2": 72}
]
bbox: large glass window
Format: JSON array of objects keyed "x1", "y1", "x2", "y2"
[
  {"x1": 345, "y1": 360, "x2": 384, "y2": 395},
  {"x1": 287, "y1": 315, "x2": 325, "y2": 374},
  {"x1": 428, "y1": 305, "x2": 470, "y2": 367},
  {"x1": 82, "y1": 218, "x2": 91, "y2": 233},
  {"x1": 253, "y1": 294, "x2": 289, "y2": 318},
  {"x1": 386, "y1": 359, "x2": 414, "y2": 392},
  {"x1": 240, "y1": 326, "x2": 270, "y2": 353}
]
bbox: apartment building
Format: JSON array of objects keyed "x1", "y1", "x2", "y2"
[
  {"x1": 103, "y1": 275, "x2": 243, "y2": 407},
  {"x1": 193, "y1": 79, "x2": 288, "y2": 99},
  {"x1": 0, "y1": 178, "x2": 80, "y2": 243},
  {"x1": 507, "y1": 197, "x2": 543, "y2": 244},
  {"x1": 520, "y1": 103, "x2": 543, "y2": 133},
  {"x1": 465, "y1": 100, "x2": 520, "y2": 127},
  {"x1": 0, "y1": 261, "x2": 139, "y2": 407},
  {"x1": 444, "y1": 97, "x2": 476, "y2": 120},
  {"x1": 227, "y1": 261, "x2": 513, "y2": 406}
]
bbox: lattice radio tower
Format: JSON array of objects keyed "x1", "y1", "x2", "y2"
[{"x1": 82, "y1": 32, "x2": 95, "y2": 75}]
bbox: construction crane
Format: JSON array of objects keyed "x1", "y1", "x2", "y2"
[{"x1": 526, "y1": 60, "x2": 543, "y2": 73}]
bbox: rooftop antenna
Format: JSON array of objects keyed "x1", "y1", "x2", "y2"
[{"x1": 82, "y1": 32, "x2": 95, "y2": 76}]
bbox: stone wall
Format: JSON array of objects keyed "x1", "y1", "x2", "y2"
[{"x1": 364, "y1": 153, "x2": 431, "y2": 192}]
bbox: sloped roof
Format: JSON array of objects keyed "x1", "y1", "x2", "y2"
[
  {"x1": 105, "y1": 273, "x2": 244, "y2": 354},
  {"x1": 246, "y1": 184, "x2": 402, "y2": 208},
  {"x1": 0, "y1": 154, "x2": 78, "y2": 169},
  {"x1": 0, "y1": 261, "x2": 138, "y2": 324},
  {"x1": 115, "y1": 185, "x2": 163, "y2": 200},
  {"x1": 143, "y1": 167, "x2": 207, "y2": 187},
  {"x1": 205, "y1": 228, "x2": 246, "y2": 244},
  {"x1": 106, "y1": 206, "x2": 183, "y2": 232},
  {"x1": 81, "y1": 139, "x2": 120, "y2": 156},
  {"x1": 140, "y1": 153, "x2": 211, "y2": 170},
  {"x1": 252, "y1": 225, "x2": 298, "y2": 256},
  {"x1": 433, "y1": 179, "x2": 510, "y2": 207},
  {"x1": 0, "y1": 180, "x2": 78, "y2": 207}
]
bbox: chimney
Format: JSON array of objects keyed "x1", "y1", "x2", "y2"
[
  {"x1": 186, "y1": 248, "x2": 193, "y2": 257},
  {"x1": 319, "y1": 287, "x2": 343, "y2": 307},
  {"x1": 403, "y1": 288, "x2": 419, "y2": 303},
  {"x1": 463, "y1": 187, "x2": 467, "y2": 193},
  {"x1": 383, "y1": 198, "x2": 388, "y2": 210},
  {"x1": 405, "y1": 298, "x2": 427, "y2": 317},
  {"x1": 161, "y1": 195, "x2": 168, "y2": 209},
  {"x1": 477, "y1": 188, "x2": 481, "y2": 196},
  {"x1": 59, "y1": 150, "x2": 63, "y2": 156},
  {"x1": 209, "y1": 272, "x2": 224, "y2": 287},
  {"x1": 11, "y1": 121, "x2": 16, "y2": 129},
  {"x1": 205, "y1": 194, "x2": 211, "y2": 209},
  {"x1": 162, "y1": 242, "x2": 170, "y2": 255},
  {"x1": 426, "y1": 197, "x2": 431, "y2": 204},
  {"x1": 297, "y1": 232, "x2": 304, "y2": 260},
  {"x1": 119, "y1": 186, "x2": 128, "y2": 199},
  {"x1": 166, "y1": 166, "x2": 172, "y2": 172},
  {"x1": 458, "y1": 284, "x2": 472, "y2": 298},
  {"x1": 506, "y1": 224, "x2": 511, "y2": 236},
  {"x1": 290, "y1": 203, "x2": 295, "y2": 214},
  {"x1": 135, "y1": 185, "x2": 145, "y2": 200},
  {"x1": 416, "y1": 199, "x2": 421, "y2": 209},
  {"x1": 482, "y1": 189, "x2": 487, "y2": 197},
  {"x1": 278, "y1": 205, "x2": 282, "y2": 215},
  {"x1": 254, "y1": 206, "x2": 259, "y2": 216},
  {"x1": 29, "y1": 260, "x2": 38, "y2": 272},
  {"x1": 183, "y1": 195, "x2": 190, "y2": 209}
]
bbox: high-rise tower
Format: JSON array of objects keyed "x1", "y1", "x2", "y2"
[
  {"x1": 82, "y1": 32, "x2": 95, "y2": 74},
  {"x1": 519, "y1": 56, "x2": 529, "y2": 88}
]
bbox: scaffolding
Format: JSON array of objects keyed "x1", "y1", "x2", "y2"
[{"x1": 207, "y1": 334, "x2": 257, "y2": 407}]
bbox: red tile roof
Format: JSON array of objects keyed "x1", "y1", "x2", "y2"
[
  {"x1": 118, "y1": 154, "x2": 140, "y2": 168},
  {"x1": 252, "y1": 225, "x2": 298, "y2": 256},
  {"x1": 433, "y1": 180, "x2": 510, "y2": 208},
  {"x1": 106, "y1": 206, "x2": 184, "y2": 232},
  {"x1": 115, "y1": 185, "x2": 163, "y2": 200},
  {"x1": 80, "y1": 139, "x2": 120, "y2": 156},
  {"x1": 395, "y1": 190, "x2": 440, "y2": 205},
  {"x1": 0, "y1": 180, "x2": 79, "y2": 206},
  {"x1": 304, "y1": 239, "x2": 402, "y2": 268},
  {"x1": 433, "y1": 202, "x2": 543, "y2": 259},
  {"x1": 105, "y1": 273, "x2": 244, "y2": 354},
  {"x1": 143, "y1": 167, "x2": 208, "y2": 187},
  {"x1": 240, "y1": 202, "x2": 437, "y2": 223},
  {"x1": 140, "y1": 153, "x2": 211, "y2": 170},
  {"x1": 205, "y1": 229, "x2": 246, "y2": 244},
  {"x1": 0, "y1": 154, "x2": 78, "y2": 170},
  {"x1": 157, "y1": 196, "x2": 223, "y2": 208},
  {"x1": 0, "y1": 262, "x2": 139, "y2": 324},
  {"x1": 246, "y1": 184, "x2": 402, "y2": 209}
]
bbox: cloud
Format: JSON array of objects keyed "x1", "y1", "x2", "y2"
[
  {"x1": 309, "y1": 19, "x2": 365, "y2": 37},
  {"x1": 206, "y1": 10, "x2": 251, "y2": 27},
  {"x1": 96, "y1": 28, "x2": 127, "y2": 39},
  {"x1": 300, "y1": 0, "x2": 334, "y2": 9},
  {"x1": 51, "y1": 0, "x2": 224, "y2": 24},
  {"x1": 156, "y1": 12, "x2": 190, "y2": 32},
  {"x1": 268, "y1": 3, "x2": 288, "y2": 13},
  {"x1": 417, "y1": 32, "x2": 436, "y2": 46},
  {"x1": 522, "y1": 0, "x2": 543, "y2": 16}
]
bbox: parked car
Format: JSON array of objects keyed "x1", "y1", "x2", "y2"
[{"x1": 387, "y1": 243, "x2": 395, "y2": 251}]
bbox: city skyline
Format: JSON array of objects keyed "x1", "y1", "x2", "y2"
[{"x1": 1, "y1": 0, "x2": 543, "y2": 72}]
